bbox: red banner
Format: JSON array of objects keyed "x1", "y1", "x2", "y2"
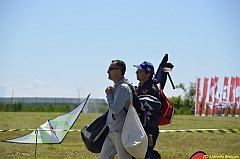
[
  {"x1": 208, "y1": 78, "x2": 215, "y2": 116},
  {"x1": 228, "y1": 77, "x2": 235, "y2": 117},
  {"x1": 221, "y1": 76, "x2": 229, "y2": 116},
  {"x1": 195, "y1": 77, "x2": 201, "y2": 116},
  {"x1": 234, "y1": 76, "x2": 240, "y2": 117},
  {"x1": 213, "y1": 77, "x2": 219, "y2": 116},
  {"x1": 201, "y1": 77, "x2": 208, "y2": 116}
]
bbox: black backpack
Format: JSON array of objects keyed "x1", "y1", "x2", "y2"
[{"x1": 81, "y1": 111, "x2": 109, "y2": 153}]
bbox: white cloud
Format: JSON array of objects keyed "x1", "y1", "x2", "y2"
[
  {"x1": 24, "y1": 79, "x2": 49, "y2": 89},
  {"x1": 0, "y1": 83, "x2": 8, "y2": 97},
  {"x1": 0, "y1": 83, "x2": 8, "y2": 87}
]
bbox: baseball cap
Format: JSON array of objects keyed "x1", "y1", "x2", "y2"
[{"x1": 134, "y1": 61, "x2": 154, "y2": 76}]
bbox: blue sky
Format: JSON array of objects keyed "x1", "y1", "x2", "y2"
[{"x1": 1, "y1": 0, "x2": 239, "y2": 99}]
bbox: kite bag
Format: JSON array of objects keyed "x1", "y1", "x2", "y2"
[
  {"x1": 158, "y1": 88, "x2": 174, "y2": 126},
  {"x1": 81, "y1": 111, "x2": 109, "y2": 153},
  {"x1": 121, "y1": 104, "x2": 148, "y2": 159}
]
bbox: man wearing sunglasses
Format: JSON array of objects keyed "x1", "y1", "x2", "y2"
[
  {"x1": 134, "y1": 61, "x2": 162, "y2": 159},
  {"x1": 99, "y1": 60, "x2": 132, "y2": 159}
]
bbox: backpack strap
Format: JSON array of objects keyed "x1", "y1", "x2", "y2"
[
  {"x1": 123, "y1": 79, "x2": 134, "y2": 114},
  {"x1": 124, "y1": 79, "x2": 147, "y2": 126},
  {"x1": 123, "y1": 107, "x2": 128, "y2": 114}
]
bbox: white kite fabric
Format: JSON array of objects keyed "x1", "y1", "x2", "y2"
[{"x1": 3, "y1": 94, "x2": 90, "y2": 144}]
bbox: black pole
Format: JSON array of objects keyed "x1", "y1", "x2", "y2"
[
  {"x1": 35, "y1": 130, "x2": 38, "y2": 159},
  {"x1": 167, "y1": 73, "x2": 175, "y2": 89}
]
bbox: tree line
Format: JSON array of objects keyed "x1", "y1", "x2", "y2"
[
  {"x1": 0, "y1": 82, "x2": 196, "y2": 115},
  {"x1": 169, "y1": 82, "x2": 195, "y2": 115}
]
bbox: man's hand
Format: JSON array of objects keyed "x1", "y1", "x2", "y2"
[
  {"x1": 147, "y1": 134, "x2": 153, "y2": 147},
  {"x1": 105, "y1": 86, "x2": 113, "y2": 94}
]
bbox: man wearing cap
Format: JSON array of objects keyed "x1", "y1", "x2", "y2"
[{"x1": 134, "y1": 61, "x2": 162, "y2": 158}]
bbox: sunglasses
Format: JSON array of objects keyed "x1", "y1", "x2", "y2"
[{"x1": 108, "y1": 67, "x2": 120, "y2": 71}]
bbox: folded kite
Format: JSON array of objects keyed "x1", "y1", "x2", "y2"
[{"x1": 2, "y1": 94, "x2": 90, "y2": 144}]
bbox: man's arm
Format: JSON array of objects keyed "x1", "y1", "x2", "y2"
[{"x1": 106, "y1": 84, "x2": 130, "y2": 114}]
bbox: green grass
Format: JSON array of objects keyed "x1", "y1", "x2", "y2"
[{"x1": 0, "y1": 112, "x2": 239, "y2": 159}]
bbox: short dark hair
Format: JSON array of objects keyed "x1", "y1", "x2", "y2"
[{"x1": 112, "y1": 60, "x2": 126, "y2": 76}]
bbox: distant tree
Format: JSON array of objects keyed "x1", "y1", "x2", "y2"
[
  {"x1": 176, "y1": 82, "x2": 195, "y2": 101},
  {"x1": 169, "y1": 82, "x2": 196, "y2": 115}
]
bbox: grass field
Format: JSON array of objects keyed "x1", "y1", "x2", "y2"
[{"x1": 0, "y1": 112, "x2": 239, "y2": 159}]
